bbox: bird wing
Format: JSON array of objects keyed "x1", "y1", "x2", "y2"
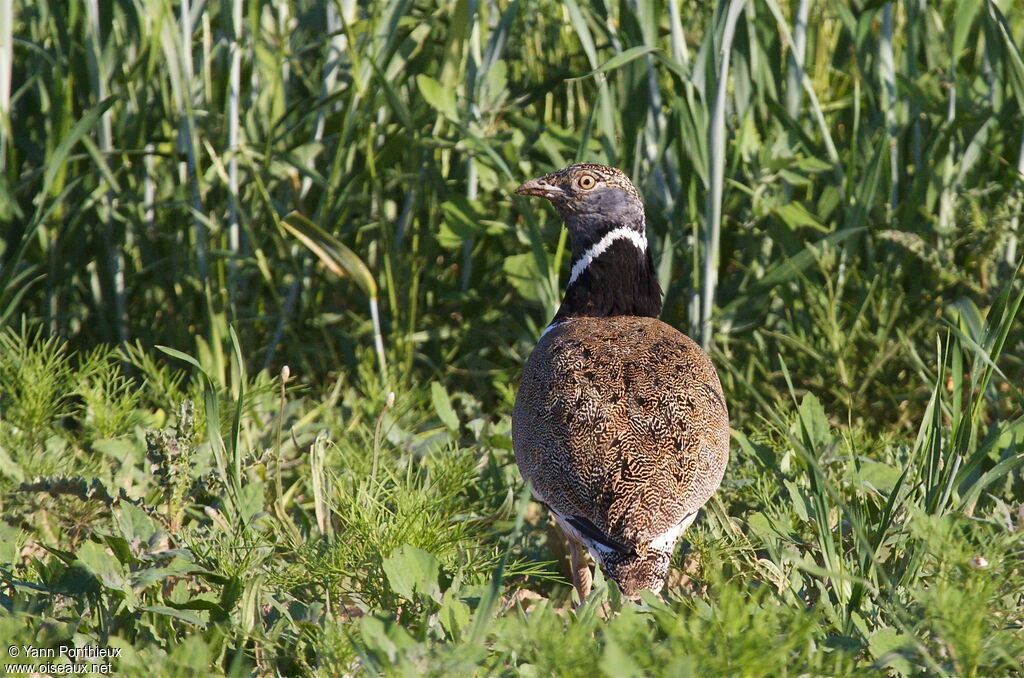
[{"x1": 565, "y1": 515, "x2": 634, "y2": 554}]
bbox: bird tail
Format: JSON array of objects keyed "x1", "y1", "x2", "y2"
[{"x1": 601, "y1": 547, "x2": 672, "y2": 597}]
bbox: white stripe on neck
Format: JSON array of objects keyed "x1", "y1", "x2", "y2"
[
  {"x1": 539, "y1": 321, "x2": 561, "y2": 339},
  {"x1": 567, "y1": 227, "x2": 647, "y2": 287}
]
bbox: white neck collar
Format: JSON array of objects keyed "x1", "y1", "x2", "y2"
[{"x1": 567, "y1": 227, "x2": 648, "y2": 287}]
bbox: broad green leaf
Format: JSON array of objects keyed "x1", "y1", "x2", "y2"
[
  {"x1": 358, "y1": 615, "x2": 417, "y2": 662},
  {"x1": 0, "y1": 524, "x2": 21, "y2": 565},
  {"x1": 439, "y1": 197, "x2": 492, "y2": 249},
  {"x1": 503, "y1": 252, "x2": 550, "y2": 305},
  {"x1": 131, "y1": 558, "x2": 204, "y2": 588},
  {"x1": 846, "y1": 460, "x2": 903, "y2": 494},
  {"x1": 236, "y1": 481, "x2": 265, "y2": 525},
  {"x1": 156, "y1": 345, "x2": 206, "y2": 373},
  {"x1": 602, "y1": 608, "x2": 648, "y2": 677},
  {"x1": 92, "y1": 437, "x2": 140, "y2": 459},
  {"x1": 76, "y1": 541, "x2": 130, "y2": 594},
  {"x1": 438, "y1": 590, "x2": 471, "y2": 637},
  {"x1": 102, "y1": 535, "x2": 134, "y2": 565},
  {"x1": 773, "y1": 202, "x2": 827, "y2": 232},
  {"x1": 416, "y1": 74, "x2": 458, "y2": 120},
  {"x1": 796, "y1": 393, "x2": 831, "y2": 452},
  {"x1": 283, "y1": 211, "x2": 377, "y2": 299},
  {"x1": 438, "y1": 218, "x2": 475, "y2": 249},
  {"x1": 746, "y1": 511, "x2": 788, "y2": 543},
  {"x1": 382, "y1": 544, "x2": 441, "y2": 602},
  {"x1": 952, "y1": 0, "x2": 980, "y2": 60},
  {"x1": 868, "y1": 628, "x2": 916, "y2": 676},
  {"x1": 793, "y1": 156, "x2": 834, "y2": 173},
  {"x1": 430, "y1": 382, "x2": 459, "y2": 431},
  {"x1": 570, "y1": 46, "x2": 660, "y2": 80},
  {"x1": 785, "y1": 480, "x2": 811, "y2": 523},
  {"x1": 141, "y1": 605, "x2": 207, "y2": 625}
]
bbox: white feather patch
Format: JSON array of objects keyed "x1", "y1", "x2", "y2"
[
  {"x1": 539, "y1": 320, "x2": 564, "y2": 339},
  {"x1": 552, "y1": 513, "x2": 619, "y2": 560},
  {"x1": 549, "y1": 511, "x2": 698, "y2": 563},
  {"x1": 567, "y1": 227, "x2": 648, "y2": 287},
  {"x1": 649, "y1": 512, "x2": 698, "y2": 552}
]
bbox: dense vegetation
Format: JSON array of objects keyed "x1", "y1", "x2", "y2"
[{"x1": 1, "y1": 0, "x2": 1023, "y2": 675}]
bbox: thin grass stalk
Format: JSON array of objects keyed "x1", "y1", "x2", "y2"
[
  {"x1": 880, "y1": 3, "x2": 898, "y2": 216},
  {"x1": 227, "y1": 0, "x2": 243, "y2": 299},
  {"x1": 228, "y1": 328, "x2": 246, "y2": 508},
  {"x1": 782, "y1": 0, "x2": 811, "y2": 205},
  {"x1": 906, "y1": 0, "x2": 924, "y2": 174},
  {"x1": 462, "y1": 161, "x2": 478, "y2": 290},
  {"x1": 301, "y1": 2, "x2": 346, "y2": 201},
  {"x1": 461, "y1": 2, "x2": 481, "y2": 291},
  {"x1": 667, "y1": 0, "x2": 702, "y2": 334},
  {"x1": 636, "y1": 0, "x2": 674, "y2": 207},
  {"x1": 310, "y1": 430, "x2": 333, "y2": 539},
  {"x1": 394, "y1": 172, "x2": 418, "y2": 252},
  {"x1": 369, "y1": 296, "x2": 388, "y2": 388},
  {"x1": 179, "y1": 0, "x2": 208, "y2": 283},
  {"x1": 701, "y1": 0, "x2": 746, "y2": 348},
  {"x1": 0, "y1": 0, "x2": 12, "y2": 168},
  {"x1": 1006, "y1": 132, "x2": 1024, "y2": 266},
  {"x1": 144, "y1": 142, "x2": 155, "y2": 229},
  {"x1": 785, "y1": 0, "x2": 810, "y2": 119},
  {"x1": 271, "y1": 366, "x2": 289, "y2": 517},
  {"x1": 202, "y1": 12, "x2": 212, "y2": 103},
  {"x1": 938, "y1": 62, "x2": 957, "y2": 232},
  {"x1": 667, "y1": 0, "x2": 689, "y2": 65},
  {"x1": 84, "y1": 0, "x2": 127, "y2": 343},
  {"x1": 276, "y1": 1, "x2": 291, "y2": 90},
  {"x1": 564, "y1": 0, "x2": 617, "y2": 160},
  {"x1": 982, "y1": 23, "x2": 996, "y2": 111}
]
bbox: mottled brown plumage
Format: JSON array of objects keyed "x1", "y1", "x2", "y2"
[{"x1": 512, "y1": 164, "x2": 729, "y2": 600}]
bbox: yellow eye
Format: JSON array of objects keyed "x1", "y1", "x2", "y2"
[{"x1": 578, "y1": 174, "x2": 597, "y2": 190}]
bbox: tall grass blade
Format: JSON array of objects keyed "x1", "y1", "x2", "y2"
[
  {"x1": 0, "y1": 0, "x2": 12, "y2": 176},
  {"x1": 786, "y1": 0, "x2": 811, "y2": 119},
  {"x1": 226, "y1": 0, "x2": 243, "y2": 299},
  {"x1": 701, "y1": 0, "x2": 746, "y2": 348},
  {"x1": 178, "y1": 0, "x2": 208, "y2": 284},
  {"x1": 309, "y1": 430, "x2": 333, "y2": 538},
  {"x1": 880, "y1": 3, "x2": 898, "y2": 215},
  {"x1": 84, "y1": 0, "x2": 127, "y2": 343}
]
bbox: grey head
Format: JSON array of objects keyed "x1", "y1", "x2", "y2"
[{"x1": 514, "y1": 163, "x2": 646, "y2": 252}]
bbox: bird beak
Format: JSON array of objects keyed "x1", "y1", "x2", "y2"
[{"x1": 515, "y1": 176, "x2": 563, "y2": 200}]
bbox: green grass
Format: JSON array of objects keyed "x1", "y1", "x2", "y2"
[{"x1": 1, "y1": 0, "x2": 1023, "y2": 675}]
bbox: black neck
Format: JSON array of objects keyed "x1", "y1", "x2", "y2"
[{"x1": 552, "y1": 238, "x2": 663, "y2": 322}]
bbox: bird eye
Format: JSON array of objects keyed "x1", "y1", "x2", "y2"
[{"x1": 578, "y1": 174, "x2": 597, "y2": 190}]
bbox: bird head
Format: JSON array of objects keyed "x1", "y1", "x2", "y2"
[
  {"x1": 515, "y1": 164, "x2": 645, "y2": 248},
  {"x1": 515, "y1": 163, "x2": 660, "y2": 318}
]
